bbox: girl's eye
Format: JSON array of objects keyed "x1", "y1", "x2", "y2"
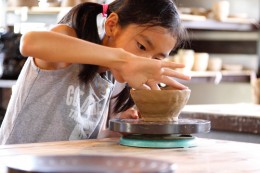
[
  {"x1": 137, "y1": 42, "x2": 146, "y2": 51},
  {"x1": 153, "y1": 57, "x2": 164, "y2": 60}
]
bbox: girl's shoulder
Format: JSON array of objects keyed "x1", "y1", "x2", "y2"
[
  {"x1": 33, "y1": 24, "x2": 77, "y2": 70},
  {"x1": 49, "y1": 24, "x2": 77, "y2": 38}
]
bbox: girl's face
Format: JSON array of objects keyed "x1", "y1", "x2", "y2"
[{"x1": 103, "y1": 15, "x2": 176, "y2": 60}]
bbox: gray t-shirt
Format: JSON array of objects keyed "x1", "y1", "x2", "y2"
[{"x1": 0, "y1": 57, "x2": 114, "y2": 144}]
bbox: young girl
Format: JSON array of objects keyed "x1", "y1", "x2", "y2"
[{"x1": 0, "y1": 0, "x2": 190, "y2": 144}]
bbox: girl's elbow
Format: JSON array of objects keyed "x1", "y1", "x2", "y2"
[{"x1": 19, "y1": 31, "x2": 36, "y2": 57}]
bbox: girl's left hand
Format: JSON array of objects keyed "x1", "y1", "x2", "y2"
[
  {"x1": 117, "y1": 107, "x2": 139, "y2": 119},
  {"x1": 110, "y1": 51, "x2": 191, "y2": 90}
]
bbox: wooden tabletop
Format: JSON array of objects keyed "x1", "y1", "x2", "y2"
[
  {"x1": 182, "y1": 103, "x2": 260, "y2": 116},
  {"x1": 0, "y1": 138, "x2": 260, "y2": 173},
  {"x1": 181, "y1": 103, "x2": 260, "y2": 134}
]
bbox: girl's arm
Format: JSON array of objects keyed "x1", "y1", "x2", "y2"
[
  {"x1": 20, "y1": 24, "x2": 190, "y2": 90},
  {"x1": 20, "y1": 24, "x2": 125, "y2": 69}
]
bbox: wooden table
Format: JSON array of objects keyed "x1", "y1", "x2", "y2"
[
  {"x1": 0, "y1": 138, "x2": 260, "y2": 173},
  {"x1": 181, "y1": 103, "x2": 260, "y2": 134}
]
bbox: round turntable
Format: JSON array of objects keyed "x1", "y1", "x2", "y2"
[
  {"x1": 109, "y1": 118, "x2": 211, "y2": 148},
  {"x1": 5, "y1": 155, "x2": 176, "y2": 173}
]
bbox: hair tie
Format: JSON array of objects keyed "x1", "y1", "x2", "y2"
[{"x1": 102, "y1": 4, "x2": 109, "y2": 17}]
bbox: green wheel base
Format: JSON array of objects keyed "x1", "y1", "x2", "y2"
[{"x1": 120, "y1": 135, "x2": 197, "y2": 148}]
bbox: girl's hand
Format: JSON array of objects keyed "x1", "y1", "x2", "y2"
[
  {"x1": 117, "y1": 107, "x2": 139, "y2": 119},
  {"x1": 111, "y1": 52, "x2": 190, "y2": 90}
]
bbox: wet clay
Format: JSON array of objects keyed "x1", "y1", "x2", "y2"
[{"x1": 130, "y1": 88, "x2": 191, "y2": 122}]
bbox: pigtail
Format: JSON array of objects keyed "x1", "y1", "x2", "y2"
[
  {"x1": 59, "y1": 2, "x2": 104, "y2": 83},
  {"x1": 113, "y1": 85, "x2": 135, "y2": 113}
]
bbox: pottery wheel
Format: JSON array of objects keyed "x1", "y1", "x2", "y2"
[
  {"x1": 109, "y1": 118, "x2": 211, "y2": 135},
  {"x1": 5, "y1": 155, "x2": 176, "y2": 173}
]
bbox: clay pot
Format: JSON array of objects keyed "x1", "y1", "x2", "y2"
[
  {"x1": 192, "y1": 52, "x2": 209, "y2": 71},
  {"x1": 252, "y1": 78, "x2": 260, "y2": 104},
  {"x1": 212, "y1": 0, "x2": 230, "y2": 21},
  {"x1": 61, "y1": 0, "x2": 77, "y2": 7},
  {"x1": 130, "y1": 88, "x2": 191, "y2": 122},
  {"x1": 8, "y1": 0, "x2": 38, "y2": 7},
  {"x1": 61, "y1": 0, "x2": 97, "y2": 7},
  {"x1": 175, "y1": 49, "x2": 194, "y2": 73},
  {"x1": 207, "y1": 57, "x2": 222, "y2": 71}
]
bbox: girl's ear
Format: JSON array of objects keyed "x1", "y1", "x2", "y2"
[{"x1": 104, "y1": 13, "x2": 120, "y2": 37}]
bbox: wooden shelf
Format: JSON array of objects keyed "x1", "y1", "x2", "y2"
[
  {"x1": 6, "y1": 7, "x2": 259, "y2": 32},
  {"x1": 0, "y1": 71, "x2": 253, "y2": 88},
  {"x1": 181, "y1": 70, "x2": 253, "y2": 84},
  {"x1": 182, "y1": 19, "x2": 259, "y2": 31},
  {"x1": 7, "y1": 6, "x2": 71, "y2": 15}
]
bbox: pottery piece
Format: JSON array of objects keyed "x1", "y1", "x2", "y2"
[
  {"x1": 130, "y1": 88, "x2": 191, "y2": 122},
  {"x1": 192, "y1": 52, "x2": 209, "y2": 71},
  {"x1": 175, "y1": 49, "x2": 194, "y2": 73},
  {"x1": 61, "y1": 0, "x2": 97, "y2": 7},
  {"x1": 207, "y1": 57, "x2": 222, "y2": 71},
  {"x1": 212, "y1": 0, "x2": 230, "y2": 21},
  {"x1": 222, "y1": 64, "x2": 243, "y2": 71},
  {"x1": 252, "y1": 78, "x2": 260, "y2": 104},
  {"x1": 8, "y1": 0, "x2": 38, "y2": 7}
]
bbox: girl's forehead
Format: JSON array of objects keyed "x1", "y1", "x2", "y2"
[
  {"x1": 123, "y1": 25, "x2": 176, "y2": 42},
  {"x1": 136, "y1": 26, "x2": 176, "y2": 44},
  {"x1": 122, "y1": 24, "x2": 176, "y2": 53},
  {"x1": 125, "y1": 24, "x2": 171, "y2": 34}
]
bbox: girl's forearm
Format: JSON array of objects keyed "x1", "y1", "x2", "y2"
[
  {"x1": 19, "y1": 31, "x2": 190, "y2": 90},
  {"x1": 20, "y1": 31, "x2": 128, "y2": 69}
]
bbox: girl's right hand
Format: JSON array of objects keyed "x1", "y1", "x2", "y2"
[{"x1": 110, "y1": 51, "x2": 191, "y2": 90}]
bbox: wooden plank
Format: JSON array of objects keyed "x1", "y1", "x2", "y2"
[
  {"x1": 178, "y1": 71, "x2": 253, "y2": 84},
  {"x1": 181, "y1": 40, "x2": 257, "y2": 54},
  {"x1": 182, "y1": 20, "x2": 258, "y2": 31},
  {"x1": 181, "y1": 104, "x2": 260, "y2": 134}
]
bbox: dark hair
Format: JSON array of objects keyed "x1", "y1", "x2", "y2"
[{"x1": 58, "y1": 0, "x2": 186, "y2": 114}]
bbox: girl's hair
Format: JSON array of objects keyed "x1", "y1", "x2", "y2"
[{"x1": 59, "y1": 0, "x2": 186, "y2": 114}]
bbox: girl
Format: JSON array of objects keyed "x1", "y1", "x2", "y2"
[{"x1": 0, "y1": 0, "x2": 190, "y2": 144}]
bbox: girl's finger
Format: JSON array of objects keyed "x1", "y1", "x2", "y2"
[
  {"x1": 162, "y1": 68, "x2": 191, "y2": 81},
  {"x1": 146, "y1": 81, "x2": 160, "y2": 90},
  {"x1": 119, "y1": 108, "x2": 139, "y2": 119},
  {"x1": 131, "y1": 113, "x2": 139, "y2": 119},
  {"x1": 160, "y1": 76, "x2": 189, "y2": 90},
  {"x1": 134, "y1": 83, "x2": 151, "y2": 90},
  {"x1": 161, "y1": 61, "x2": 185, "y2": 69}
]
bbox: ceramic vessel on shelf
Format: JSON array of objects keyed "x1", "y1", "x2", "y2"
[
  {"x1": 207, "y1": 57, "x2": 222, "y2": 71},
  {"x1": 175, "y1": 49, "x2": 194, "y2": 73},
  {"x1": 192, "y1": 52, "x2": 209, "y2": 71},
  {"x1": 212, "y1": 0, "x2": 230, "y2": 21},
  {"x1": 252, "y1": 78, "x2": 260, "y2": 104},
  {"x1": 8, "y1": 0, "x2": 38, "y2": 7},
  {"x1": 61, "y1": 0, "x2": 97, "y2": 7}
]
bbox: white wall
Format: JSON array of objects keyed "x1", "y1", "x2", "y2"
[{"x1": 186, "y1": 83, "x2": 253, "y2": 104}]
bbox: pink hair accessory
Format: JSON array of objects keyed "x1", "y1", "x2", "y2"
[{"x1": 102, "y1": 4, "x2": 109, "y2": 17}]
